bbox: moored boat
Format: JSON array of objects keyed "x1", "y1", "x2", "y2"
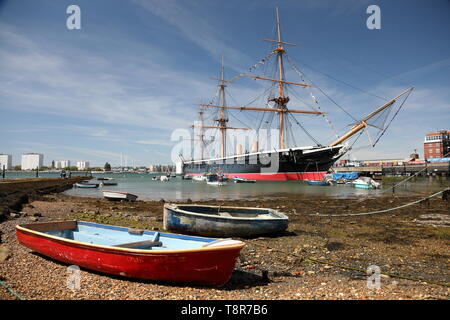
[
  {"x1": 102, "y1": 190, "x2": 138, "y2": 202},
  {"x1": 74, "y1": 182, "x2": 99, "y2": 188},
  {"x1": 352, "y1": 177, "x2": 381, "y2": 189},
  {"x1": 164, "y1": 204, "x2": 289, "y2": 237},
  {"x1": 192, "y1": 174, "x2": 207, "y2": 182},
  {"x1": 178, "y1": 9, "x2": 413, "y2": 181},
  {"x1": 16, "y1": 220, "x2": 245, "y2": 286},
  {"x1": 206, "y1": 173, "x2": 228, "y2": 186},
  {"x1": 232, "y1": 177, "x2": 256, "y2": 183},
  {"x1": 100, "y1": 181, "x2": 118, "y2": 186},
  {"x1": 306, "y1": 180, "x2": 330, "y2": 186}
]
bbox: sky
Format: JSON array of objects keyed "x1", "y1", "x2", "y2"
[{"x1": 0, "y1": 0, "x2": 449, "y2": 167}]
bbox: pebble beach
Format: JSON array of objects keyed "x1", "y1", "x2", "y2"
[{"x1": 1, "y1": 178, "x2": 449, "y2": 300}]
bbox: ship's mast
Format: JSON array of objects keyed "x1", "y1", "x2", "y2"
[
  {"x1": 196, "y1": 57, "x2": 249, "y2": 159},
  {"x1": 198, "y1": 109, "x2": 205, "y2": 160},
  {"x1": 200, "y1": 9, "x2": 323, "y2": 151},
  {"x1": 329, "y1": 87, "x2": 414, "y2": 147},
  {"x1": 274, "y1": 7, "x2": 288, "y2": 149},
  {"x1": 218, "y1": 56, "x2": 228, "y2": 158}
]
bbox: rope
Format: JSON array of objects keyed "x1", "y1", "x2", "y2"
[
  {"x1": 346, "y1": 150, "x2": 450, "y2": 207},
  {"x1": 287, "y1": 55, "x2": 388, "y2": 102},
  {"x1": 287, "y1": 112, "x2": 321, "y2": 146},
  {"x1": 247, "y1": 239, "x2": 450, "y2": 288},
  {"x1": 0, "y1": 279, "x2": 25, "y2": 300},
  {"x1": 285, "y1": 54, "x2": 359, "y2": 122},
  {"x1": 372, "y1": 88, "x2": 413, "y2": 146},
  {"x1": 311, "y1": 188, "x2": 449, "y2": 217}
]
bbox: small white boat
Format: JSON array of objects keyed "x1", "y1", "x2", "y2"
[
  {"x1": 102, "y1": 190, "x2": 138, "y2": 202},
  {"x1": 232, "y1": 177, "x2": 256, "y2": 183},
  {"x1": 352, "y1": 177, "x2": 381, "y2": 189},
  {"x1": 192, "y1": 174, "x2": 207, "y2": 182},
  {"x1": 160, "y1": 176, "x2": 169, "y2": 182},
  {"x1": 74, "y1": 182, "x2": 99, "y2": 188},
  {"x1": 97, "y1": 177, "x2": 114, "y2": 181}
]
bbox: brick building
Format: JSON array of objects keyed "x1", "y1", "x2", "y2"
[{"x1": 424, "y1": 130, "x2": 450, "y2": 159}]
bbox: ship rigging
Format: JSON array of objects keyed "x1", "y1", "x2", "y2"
[{"x1": 180, "y1": 8, "x2": 414, "y2": 181}]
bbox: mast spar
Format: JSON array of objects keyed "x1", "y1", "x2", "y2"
[
  {"x1": 218, "y1": 56, "x2": 228, "y2": 158},
  {"x1": 199, "y1": 8, "x2": 322, "y2": 151},
  {"x1": 329, "y1": 87, "x2": 414, "y2": 147},
  {"x1": 195, "y1": 57, "x2": 249, "y2": 159}
]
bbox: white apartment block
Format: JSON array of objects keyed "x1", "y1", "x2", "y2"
[
  {"x1": 21, "y1": 153, "x2": 44, "y2": 170},
  {"x1": 55, "y1": 160, "x2": 71, "y2": 169},
  {"x1": 76, "y1": 161, "x2": 90, "y2": 170},
  {"x1": 0, "y1": 154, "x2": 12, "y2": 170}
]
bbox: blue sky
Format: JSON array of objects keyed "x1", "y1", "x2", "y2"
[{"x1": 0, "y1": 0, "x2": 449, "y2": 167}]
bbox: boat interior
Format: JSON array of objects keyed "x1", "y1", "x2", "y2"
[
  {"x1": 20, "y1": 221, "x2": 235, "y2": 250},
  {"x1": 176, "y1": 205, "x2": 284, "y2": 219}
]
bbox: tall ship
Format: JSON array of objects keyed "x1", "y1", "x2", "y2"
[{"x1": 177, "y1": 9, "x2": 413, "y2": 181}]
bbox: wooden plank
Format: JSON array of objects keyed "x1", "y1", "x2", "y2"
[
  {"x1": 24, "y1": 221, "x2": 77, "y2": 232},
  {"x1": 114, "y1": 240, "x2": 162, "y2": 249}
]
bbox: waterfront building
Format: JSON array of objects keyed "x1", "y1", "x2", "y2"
[
  {"x1": 0, "y1": 154, "x2": 12, "y2": 170},
  {"x1": 76, "y1": 161, "x2": 90, "y2": 170},
  {"x1": 424, "y1": 130, "x2": 450, "y2": 160},
  {"x1": 21, "y1": 153, "x2": 44, "y2": 170},
  {"x1": 55, "y1": 160, "x2": 71, "y2": 169}
]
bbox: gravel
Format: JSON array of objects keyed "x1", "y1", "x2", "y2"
[{"x1": 0, "y1": 193, "x2": 449, "y2": 300}]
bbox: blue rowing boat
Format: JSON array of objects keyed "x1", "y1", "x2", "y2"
[
  {"x1": 306, "y1": 180, "x2": 330, "y2": 186},
  {"x1": 164, "y1": 204, "x2": 289, "y2": 237}
]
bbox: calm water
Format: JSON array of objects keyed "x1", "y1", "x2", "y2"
[{"x1": 3, "y1": 172, "x2": 448, "y2": 201}]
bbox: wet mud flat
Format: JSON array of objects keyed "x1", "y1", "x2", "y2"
[
  {"x1": 0, "y1": 177, "x2": 88, "y2": 222},
  {"x1": 0, "y1": 189, "x2": 449, "y2": 300}
]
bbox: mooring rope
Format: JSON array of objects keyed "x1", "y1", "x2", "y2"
[
  {"x1": 0, "y1": 279, "x2": 25, "y2": 300},
  {"x1": 247, "y1": 240, "x2": 450, "y2": 288},
  {"x1": 310, "y1": 188, "x2": 449, "y2": 217}
]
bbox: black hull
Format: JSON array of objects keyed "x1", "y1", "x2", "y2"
[{"x1": 182, "y1": 146, "x2": 344, "y2": 180}]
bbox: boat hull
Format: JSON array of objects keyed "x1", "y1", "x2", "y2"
[
  {"x1": 102, "y1": 191, "x2": 138, "y2": 202},
  {"x1": 74, "y1": 183, "x2": 98, "y2": 188},
  {"x1": 306, "y1": 180, "x2": 329, "y2": 186},
  {"x1": 182, "y1": 146, "x2": 344, "y2": 181},
  {"x1": 164, "y1": 204, "x2": 289, "y2": 238},
  {"x1": 353, "y1": 184, "x2": 372, "y2": 189},
  {"x1": 16, "y1": 221, "x2": 244, "y2": 286}
]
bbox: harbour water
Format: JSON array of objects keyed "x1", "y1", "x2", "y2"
[{"x1": 3, "y1": 172, "x2": 448, "y2": 201}]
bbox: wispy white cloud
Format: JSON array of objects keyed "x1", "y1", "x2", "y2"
[
  {"x1": 131, "y1": 0, "x2": 253, "y2": 72},
  {"x1": 0, "y1": 23, "x2": 218, "y2": 135}
]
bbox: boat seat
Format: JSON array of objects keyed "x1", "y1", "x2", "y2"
[
  {"x1": 114, "y1": 240, "x2": 162, "y2": 249},
  {"x1": 218, "y1": 212, "x2": 232, "y2": 217}
]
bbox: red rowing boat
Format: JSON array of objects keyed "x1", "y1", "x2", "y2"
[{"x1": 16, "y1": 220, "x2": 245, "y2": 286}]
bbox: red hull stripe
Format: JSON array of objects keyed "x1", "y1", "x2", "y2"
[{"x1": 187, "y1": 172, "x2": 326, "y2": 181}]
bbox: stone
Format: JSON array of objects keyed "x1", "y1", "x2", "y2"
[{"x1": 0, "y1": 245, "x2": 10, "y2": 262}]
